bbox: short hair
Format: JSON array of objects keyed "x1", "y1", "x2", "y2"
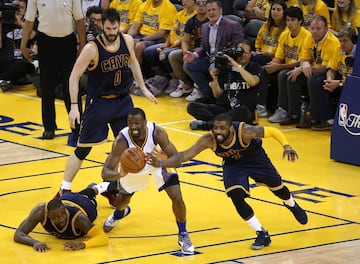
[
  {"x1": 86, "y1": 6, "x2": 103, "y2": 18},
  {"x1": 214, "y1": 113, "x2": 233, "y2": 125},
  {"x1": 128, "y1": 107, "x2": 146, "y2": 120},
  {"x1": 47, "y1": 199, "x2": 64, "y2": 211},
  {"x1": 311, "y1": 15, "x2": 328, "y2": 27},
  {"x1": 285, "y1": 6, "x2": 303, "y2": 23},
  {"x1": 239, "y1": 39, "x2": 252, "y2": 50},
  {"x1": 338, "y1": 27, "x2": 357, "y2": 42},
  {"x1": 206, "y1": 0, "x2": 222, "y2": 9},
  {"x1": 102, "y1": 8, "x2": 120, "y2": 24}
]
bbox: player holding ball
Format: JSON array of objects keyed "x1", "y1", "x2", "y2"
[{"x1": 101, "y1": 108, "x2": 194, "y2": 255}]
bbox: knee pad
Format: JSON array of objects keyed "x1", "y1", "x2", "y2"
[
  {"x1": 228, "y1": 188, "x2": 253, "y2": 220},
  {"x1": 271, "y1": 185, "x2": 291, "y2": 200},
  {"x1": 74, "y1": 147, "x2": 92, "y2": 160}
]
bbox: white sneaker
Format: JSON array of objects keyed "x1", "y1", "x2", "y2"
[
  {"x1": 103, "y1": 214, "x2": 119, "y2": 233},
  {"x1": 269, "y1": 107, "x2": 288, "y2": 123},
  {"x1": 185, "y1": 88, "x2": 203, "y2": 102},
  {"x1": 178, "y1": 232, "x2": 195, "y2": 255},
  {"x1": 169, "y1": 80, "x2": 192, "y2": 97}
]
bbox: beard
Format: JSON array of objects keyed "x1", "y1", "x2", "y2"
[{"x1": 104, "y1": 32, "x2": 118, "y2": 43}]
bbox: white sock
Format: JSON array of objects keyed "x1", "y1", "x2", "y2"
[
  {"x1": 246, "y1": 215, "x2": 263, "y2": 232},
  {"x1": 95, "y1": 182, "x2": 110, "y2": 194},
  {"x1": 61, "y1": 180, "x2": 72, "y2": 190},
  {"x1": 284, "y1": 196, "x2": 296, "y2": 207}
]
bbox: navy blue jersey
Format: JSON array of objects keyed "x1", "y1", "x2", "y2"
[
  {"x1": 87, "y1": 33, "x2": 133, "y2": 98},
  {"x1": 212, "y1": 122, "x2": 283, "y2": 195},
  {"x1": 41, "y1": 192, "x2": 97, "y2": 239}
]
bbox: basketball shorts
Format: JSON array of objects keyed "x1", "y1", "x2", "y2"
[
  {"x1": 78, "y1": 95, "x2": 133, "y2": 147},
  {"x1": 118, "y1": 165, "x2": 178, "y2": 194}
]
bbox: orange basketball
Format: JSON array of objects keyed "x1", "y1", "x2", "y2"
[{"x1": 120, "y1": 147, "x2": 146, "y2": 173}]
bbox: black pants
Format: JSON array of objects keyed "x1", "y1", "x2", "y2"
[
  {"x1": 0, "y1": 60, "x2": 28, "y2": 82},
  {"x1": 37, "y1": 32, "x2": 81, "y2": 134}
]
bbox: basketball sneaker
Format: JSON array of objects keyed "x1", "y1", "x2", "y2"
[
  {"x1": 103, "y1": 206, "x2": 131, "y2": 233},
  {"x1": 178, "y1": 232, "x2": 195, "y2": 255},
  {"x1": 251, "y1": 228, "x2": 271, "y2": 250},
  {"x1": 284, "y1": 202, "x2": 308, "y2": 224}
]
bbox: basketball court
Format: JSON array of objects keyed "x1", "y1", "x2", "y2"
[{"x1": 0, "y1": 85, "x2": 359, "y2": 264}]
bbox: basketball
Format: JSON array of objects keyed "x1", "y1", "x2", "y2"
[{"x1": 120, "y1": 147, "x2": 146, "y2": 173}]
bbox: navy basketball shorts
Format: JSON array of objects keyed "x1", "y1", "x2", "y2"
[
  {"x1": 223, "y1": 161, "x2": 282, "y2": 196},
  {"x1": 61, "y1": 192, "x2": 97, "y2": 222},
  {"x1": 78, "y1": 95, "x2": 133, "y2": 146}
]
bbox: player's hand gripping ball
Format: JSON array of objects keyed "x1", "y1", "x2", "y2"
[{"x1": 120, "y1": 147, "x2": 146, "y2": 173}]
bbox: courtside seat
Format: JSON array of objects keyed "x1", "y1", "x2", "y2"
[{"x1": 244, "y1": 19, "x2": 264, "y2": 50}]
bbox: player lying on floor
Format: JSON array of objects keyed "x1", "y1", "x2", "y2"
[{"x1": 13, "y1": 182, "x2": 115, "y2": 252}]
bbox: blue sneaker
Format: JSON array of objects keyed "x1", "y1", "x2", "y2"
[
  {"x1": 284, "y1": 202, "x2": 308, "y2": 224},
  {"x1": 251, "y1": 228, "x2": 271, "y2": 250}
]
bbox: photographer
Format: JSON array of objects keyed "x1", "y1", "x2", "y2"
[
  {"x1": 188, "y1": 40, "x2": 261, "y2": 130},
  {"x1": 85, "y1": 6, "x2": 103, "y2": 42},
  {"x1": 0, "y1": 0, "x2": 36, "y2": 92}
]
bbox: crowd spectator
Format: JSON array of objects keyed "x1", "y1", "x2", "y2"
[
  {"x1": 109, "y1": 0, "x2": 143, "y2": 33},
  {"x1": 331, "y1": 0, "x2": 360, "y2": 36},
  {"x1": 0, "y1": 0, "x2": 36, "y2": 92},
  {"x1": 252, "y1": 0, "x2": 287, "y2": 117},
  {"x1": 143, "y1": 0, "x2": 196, "y2": 81},
  {"x1": 297, "y1": 0, "x2": 331, "y2": 28},
  {"x1": 183, "y1": 0, "x2": 244, "y2": 102},
  {"x1": 264, "y1": 6, "x2": 312, "y2": 124},
  {"x1": 297, "y1": 15, "x2": 340, "y2": 128},
  {"x1": 188, "y1": 40, "x2": 261, "y2": 130},
  {"x1": 168, "y1": 0, "x2": 209, "y2": 97},
  {"x1": 127, "y1": 0, "x2": 177, "y2": 68},
  {"x1": 318, "y1": 27, "x2": 357, "y2": 130}
]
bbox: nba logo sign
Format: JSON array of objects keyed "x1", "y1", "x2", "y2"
[{"x1": 338, "y1": 103, "x2": 348, "y2": 126}]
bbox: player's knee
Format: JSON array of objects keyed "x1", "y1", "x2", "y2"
[
  {"x1": 228, "y1": 188, "x2": 253, "y2": 220},
  {"x1": 271, "y1": 185, "x2": 291, "y2": 200},
  {"x1": 74, "y1": 147, "x2": 92, "y2": 160}
]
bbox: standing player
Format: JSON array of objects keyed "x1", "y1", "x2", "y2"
[
  {"x1": 54, "y1": 9, "x2": 157, "y2": 201},
  {"x1": 14, "y1": 183, "x2": 112, "y2": 252},
  {"x1": 101, "y1": 108, "x2": 194, "y2": 255},
  {"x1": 147, "y1": 113, "x2": 308, "y2": 250}
]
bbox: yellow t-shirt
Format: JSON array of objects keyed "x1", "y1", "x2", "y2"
[
  {"x1": 134, "y1": 0, "x2": 177, "y2": 36},
  {"x1": 255, "y1": 23, "x2": 285, "y2": 53},
  {"x1": 298, "y1": 0, "x2": 331, "y2": 28},
  {"x1": 275, "y1": 27, "x2": 312, "y2": 64},
  {"x1": 168, "y1": 8, "x2": 197, "y2": 46},
  {"x1": 328, "y1": 46, "x2": 354, "y2": 79},
  {"x1": 110, "y1": 0, "x2": 143, "y2": 31},
  {"x1": 301, "y1": 31, "x2": 340, "y2": 65},
  {"x1": 331, "y1": 8, "x2": 360, "y2": 32}
]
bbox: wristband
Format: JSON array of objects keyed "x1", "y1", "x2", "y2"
[{"x1": 159, "y1": 160, "x2": 163, "y2": 168}]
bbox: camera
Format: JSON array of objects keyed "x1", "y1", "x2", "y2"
[
  {"x1": 214, "y1": 47, "x2": 244, "y2": 75},
  {"x1": 86, "y1": 18, "x2": 99, "y2": 42},
  {"x1": 0, "y1": 0, "x2": 20, "y2": 25}
]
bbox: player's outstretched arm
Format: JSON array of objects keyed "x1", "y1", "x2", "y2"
[
  {"x1": 14, "y1": 203, "x2": 51, "y2": 252},
  {"x1": 147, "y1": 133, "x2": 213, "y2": 167},
  {"x1": 242, "y1": 124, "x2": 298, "y2": 162}
]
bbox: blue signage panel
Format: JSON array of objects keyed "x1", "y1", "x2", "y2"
[{"x1": 330, "y1": 75, "x2": 360, "y2": 165}]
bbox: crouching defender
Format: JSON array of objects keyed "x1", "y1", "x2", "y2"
[{"x1": 147, "y1": 112, "x2": 308, "y2": 250}]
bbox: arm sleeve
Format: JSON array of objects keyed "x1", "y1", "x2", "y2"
[
  {"x1": 263, "y1": 127, "x2": 289, "y2": 147},
  {"x1": 83, "y1": 226, "x2": 109, "y2": 248}
]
